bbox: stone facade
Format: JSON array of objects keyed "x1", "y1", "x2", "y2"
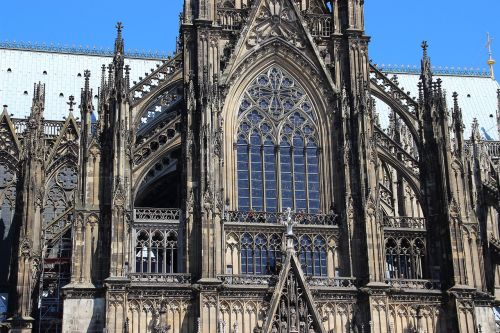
[{"x1": 1, "y1": 0, "x2": 500, "y2": 332}]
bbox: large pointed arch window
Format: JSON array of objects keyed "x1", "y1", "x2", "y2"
[{"x1": 236, "y1": 66, "x2": 320, "y2": 213}]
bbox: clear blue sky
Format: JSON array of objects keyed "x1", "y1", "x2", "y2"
[{"x1": 1, "y1": 0, "x2": 498, "y2": 70}]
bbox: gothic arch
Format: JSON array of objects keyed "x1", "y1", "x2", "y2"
[
  {"x1": 132, "y1": 136, "x2": 181, "y2": 192},
  {"x1": 222, "y1": 55, "x2": 336, "y2": 212},
  {"x1": 132, "y1": 146, "x2": 182, "y2": 208}
]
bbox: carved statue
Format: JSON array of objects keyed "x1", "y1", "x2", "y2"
[{"x1": 281, "y1": 207, "x2": 297, "y2": 236}]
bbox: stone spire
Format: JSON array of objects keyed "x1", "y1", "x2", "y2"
[
  {"x1": 420, "y1": 41, "x2": 433, "y2": 98},
  {"x1": 113, "y1": 22, "x2": 125, "y2": 80},
  {"x1": 31, "y1": 82, "x2": 45, "y2": 123},
  {"x1": 80, "y1": 70, "x2": 93, "y2": 129},
  {"x1": 114, "y1": 22, "x2": 124, "y2": 59}
]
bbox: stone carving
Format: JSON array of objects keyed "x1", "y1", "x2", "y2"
[
  {"x1": 281, "y1": 207, "x2": 297, "y2": 236},
  {"x1": 248, "y1": 0, "x2": 305, "y2": 49}
]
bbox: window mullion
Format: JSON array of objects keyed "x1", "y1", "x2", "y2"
[
  {"x1": 147, "y1": 230, "x2": 152, "y2": 273},
  {"x1": 261, "y1": 145, "x2": 266, "y2": 212},
  {"x1": 276, "y1": 145, "x2": 282, "y2": 212},
  {"x1": 247, "y1": 144, "x2": 252, "y2": 210},
  {"x1": 290, "y1": 145, "x2": 296, "y2": 211},
  {"x1": 304, "y1": 146, "x2": 310, "y2": 213}
]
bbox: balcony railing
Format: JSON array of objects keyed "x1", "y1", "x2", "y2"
[
  {"x1": 303, "y1": 13, "x2": 333, "y2": 38},
  {"x1": 484, "y1": 141, "x2": 500, "y2": 160},
  {"x1": 305, "y1": 276, "x2": 357, "y2": 288},
  {"x1": 383, "y1": 216, "x2": 426, "y2": 231},
  {"x1": 133, "y1": 208, "x2": 181, "y2": 223},
  {"x1": 226, "y1": 210, "x2": 338, "y2": 226},
  {"x1": 129, "y1": 273, "x2": 191, "y2": 284},
  {"x1": 217, "y1": 8, "x2": 247, "y2": 31},
  {"x1": 464, "y1": 140, "x2": 500, "y2": 161},
  {"x1": 386, "y1": 278, "x2": 441, "y2": 290},
  {"x1": 12, "y1": 118, "x2": 67, "y2": 138},
  {"x1": 218, "y1": 274, "x2": 275, "y2": 286},
  {"x1": 218, "y1": 275, "x2": 357, "y2": 289}
]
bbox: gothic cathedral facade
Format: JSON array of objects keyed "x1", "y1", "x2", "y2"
[{"x1": 2, "y1": 0, "x2": 500, "y2": 332}]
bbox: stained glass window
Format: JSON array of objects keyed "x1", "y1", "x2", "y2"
[
  {"x1": 240, "y1": 233, "x2": 282, "y2": 275},
  {"x1": 299, "y1": 235, "x2": 327, "y2": 276},
  {"x1": 236, "y1": 66, "x2": 320, "y2": 213}
]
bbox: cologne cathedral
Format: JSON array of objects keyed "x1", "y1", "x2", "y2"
[{"x1": 1, "y1": 0, "x2": 500, "y2": 332}]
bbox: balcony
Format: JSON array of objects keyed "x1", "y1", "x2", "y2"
[
  {"x1": 129, "y1": 273, "x2": 191, "y2": 285},
  {"x1": 218, "y1": 274, "x2": 357, "y2": 290},
  {"x1": 133, "y1": 208, "x2": 181, "y2": 223},
  {"x1": 386, "y1": 278, "x2": 441, "y2": 291},
  {"x1": 383, "y1": 216, "x2": 426, "y2": 231},
  {"x1": 305, "y1": 276, "x2": 357, "y2": 289},
  {"x1": 217, "y1": 8, "x2": 247, "y2": 31},
  {"x1": 225, "y1": 210, "x2": 338, "y2": 226},
  {"x1": 303, "y1": 13, "x2": 332, "y2": 38},
  {"x1": 218, "y1": 274, "x2": 275, "y2": 286}
]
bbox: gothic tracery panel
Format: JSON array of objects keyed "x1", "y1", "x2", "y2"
[{"x1": 236, "y1": 66, "x2": 320, "y2": 213}]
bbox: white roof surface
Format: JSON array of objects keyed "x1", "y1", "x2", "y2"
[
  {"x1": 1, "y1": 48, "x2": 499, "y2": 141},
  {"x1": 376, "y1": 71, "x2": 500, "y2": 140},
  {"x1": 0, "y1": 48, "x2": 162, "y2": 120}
]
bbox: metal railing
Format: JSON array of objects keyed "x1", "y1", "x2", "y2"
[
  {"x1": 383, "y1": 216, "x2": 426, "y2": 230},
  {"x1": 133, "y1": 208, "x2": 181, "y2": 223},
  {"x1": 226, "y1": 210, "x2": 338, "y2": 226},
  {"x1": 0, "y1": 40, "x2": 171, "y2": 60}
]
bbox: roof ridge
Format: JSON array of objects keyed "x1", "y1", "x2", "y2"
[
  {"x1": 373, "y1": 63, "x2": 491, "y2": 78},
  {"x1": 0, "y1": 40, "x2": 172, "y2": 60}
]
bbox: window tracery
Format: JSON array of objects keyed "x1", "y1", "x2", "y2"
[
  {"x1": 43, "y1": 185, "x2": 68, "y2": 222},
  {"x1": 240, "y1": 233, "x2": 281, "y2": 275},
  {"x1": 385, "y1": 236, "x2": 425, "y2": 280},
  {"x1": 135, "y1": 229, "x2": 178, "y2": 274},
  {"x1": 298, "y1": 235, "x2": 327, "y2": 276},
  {"x1": 56, "y1": 166, "x2": 77, "y2": 191},
  {"x1": 225, "y1": 231, "x2": 334, "y2": 277},
  {"x1": 236, "y1": 66, "x2": 320, "y2": 213},
  {"x1": 43, "y1": 166, "x2": 77, "y2": 223}
]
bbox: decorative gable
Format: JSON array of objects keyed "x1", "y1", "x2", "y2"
[{"x1": 261, "y1": 251, "x2": 325, "y2": 333}]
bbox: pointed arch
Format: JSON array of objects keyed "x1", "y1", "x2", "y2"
[{"x1": 223, "y1": 58, "x2": 335, "y2": 212}]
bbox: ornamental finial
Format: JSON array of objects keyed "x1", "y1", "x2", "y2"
[
  {"x1": 67, "y1": 95, "x2": 75, "y2": 112},
  {"x1": 421, "y1": 41, "x2": 428, "y2": 58},
  {"x1": 116, "y1": 22, "x2": 123, "y2": 35},
  {"x1": 486, "y1": 33, "x2": 496, "y2": 79}
]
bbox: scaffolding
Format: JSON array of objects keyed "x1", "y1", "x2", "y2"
[{"x1": 38, "y1": 210, "x2": 73, "y2": 333}]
